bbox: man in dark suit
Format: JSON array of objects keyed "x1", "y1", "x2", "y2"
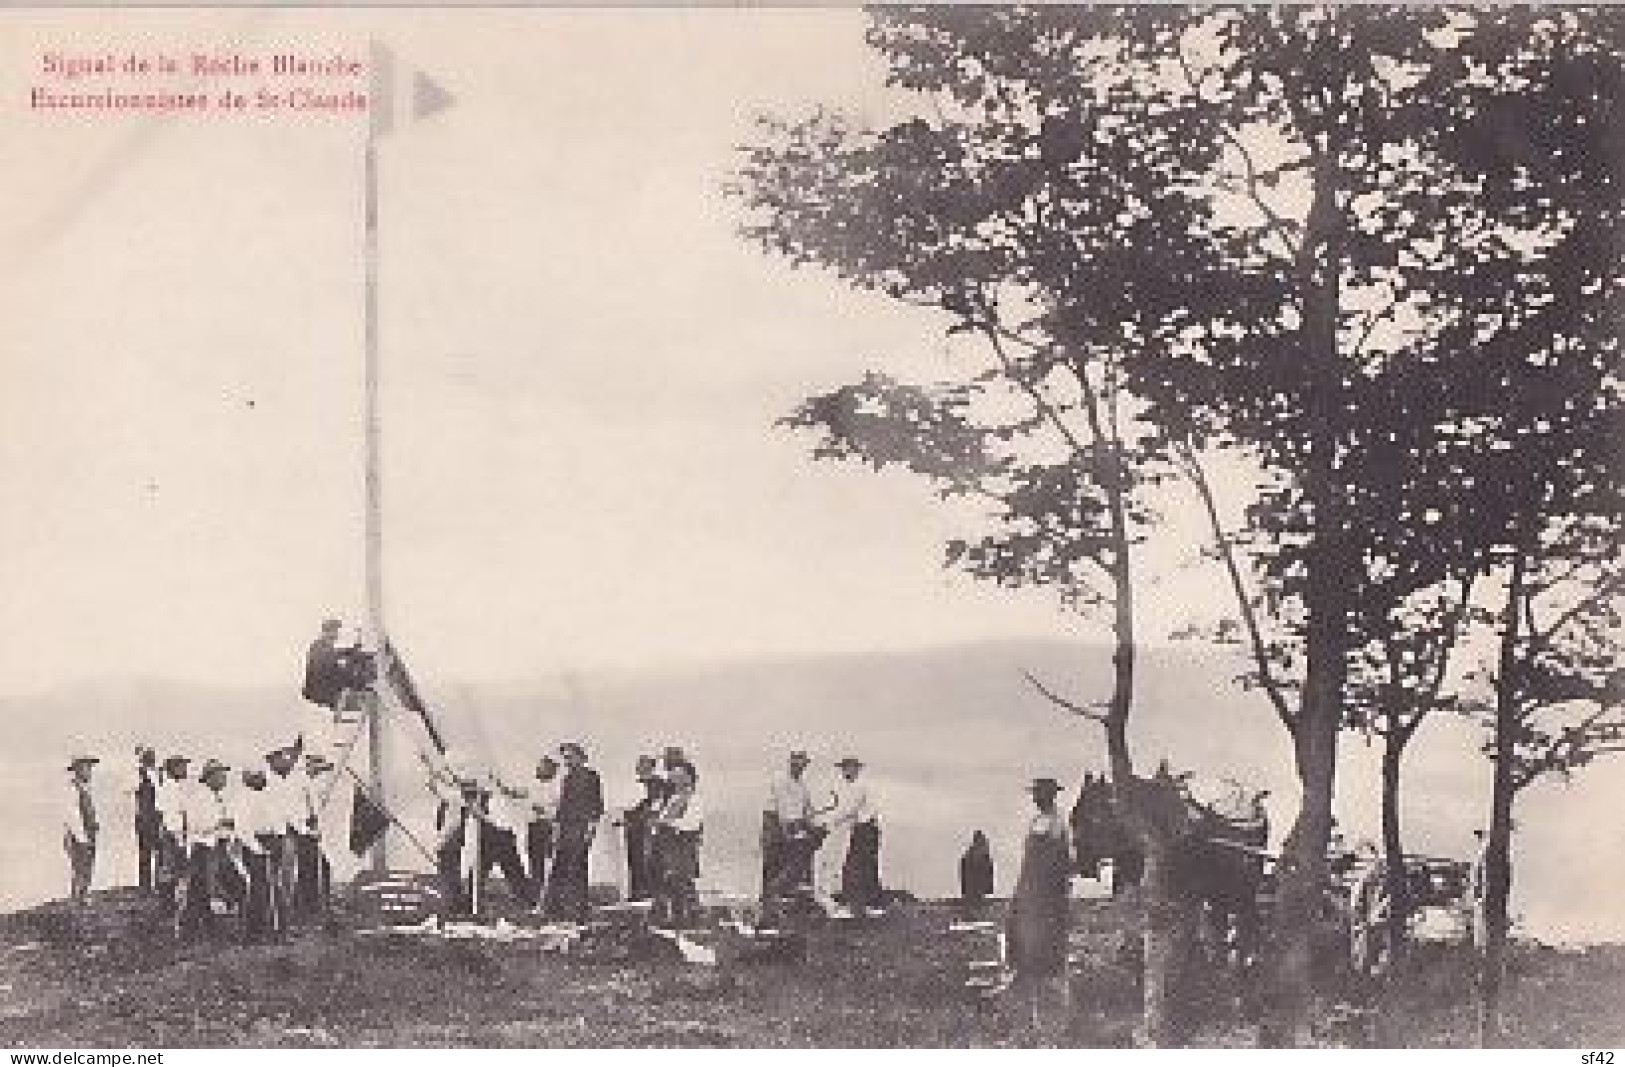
[
  {"x1": 302, "y1": 619, "x2": 348, "y2": 710},
  {"x1": 134, "y1": 747, "x2": 161, "y2": 893},
  {"x1": 544, "y1": 742, "x2": 604, "y2": 923}
]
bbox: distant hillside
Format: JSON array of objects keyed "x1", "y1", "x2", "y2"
[{"x1": 3, "y1": 639, "x2": 1621, "y2": 942}]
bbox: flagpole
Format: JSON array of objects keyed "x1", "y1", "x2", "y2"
[{"x1": 364, "y1": 108, "x2": 389, "y2": 874}]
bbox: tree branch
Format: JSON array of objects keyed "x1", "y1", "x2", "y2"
[
  {"x1": 1173, "y1": 41, "x2": 1305, "y2": 260},
  {"x1": 1022, "y1": 670, "x2": 1109, "y2": 723},
  {"x1": 1177, "y1": 440, "x2": 1297, "y2": 732}
]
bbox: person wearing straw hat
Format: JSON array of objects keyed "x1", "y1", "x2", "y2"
[
  {"x1": 177, "y1": 758, "x2": 237, "y2": 938},
  {"x1": 62, "y1": 753, "x2": 100, "y2": 905},
  {"x1": 813, "y1": 755, "x2": 873, "y2": 919},
  {"x1": 1004, "y1": 776, "x2": 1074, "y2": 1038}
]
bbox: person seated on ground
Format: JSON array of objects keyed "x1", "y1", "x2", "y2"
[
  {"x1": 652, "y1": 759, "x2": 705, "y2": 929},
  {"x1": 959, "y1": 830, "x2": 994, "y2": 915}
]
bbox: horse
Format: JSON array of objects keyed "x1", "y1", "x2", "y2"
[{"x1": 1069, "y1": 770, "x2": 1272, "y2": 969}]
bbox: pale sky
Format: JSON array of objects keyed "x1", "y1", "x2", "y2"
[{"x1": 0, "y1": 9, "x2": 1248, "y2": 694}]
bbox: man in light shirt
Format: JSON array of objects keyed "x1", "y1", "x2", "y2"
[
  {"x1": 237, "y1": 767, "x2": 285, "y2": 941},
  {"x1": 814, "y1": 756, "x2": 880, "y2": 919},
  {"x1": 178, "y1": 759, "x2": 239, "y2": 938},
  {"x1": 481, "y1": 766, "x2": 535, "y2": 907},
  {"x1": 63, "y1": 754, "x2": 100, "y2": 905},
  {"x1": 762, "y1": 750, "x2": 815, "y2": 907}
]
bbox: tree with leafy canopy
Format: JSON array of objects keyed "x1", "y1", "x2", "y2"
[
  {"x1": 733, "y1": 17, "x2": 1233, "y2": 1040},
  {"x1": 733, "y1": 4, "x2": 1624, "y2": 1044}
]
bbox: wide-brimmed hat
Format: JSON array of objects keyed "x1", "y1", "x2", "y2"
[
  {"x1": 303, "y1": 753, "x2": 335, "y2": 773},
  {"x1": 1027, "y1": 777, "x2": 1064, "y2": 796},
  {"x1": 67, "y1": 753, "x2": 99, "y2": 771},
  {"x1": 789, "y1": 750, "x2": 811, "y2": 762},
  {"x1": 199, "y1": 758, "x2": 230, "y2": 779},
  {"x1": 241, "y1": 767, "x2": 267, "y2": 786},
  {"x1": 163, "y1": 754, "x2": 191, "y2": 771},
  {"x1": 835, "y1": 756, "x2": 864, "y2": 769}
]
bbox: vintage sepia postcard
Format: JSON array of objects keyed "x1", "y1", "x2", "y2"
[{"x1": 2, "y1": 3, "x2": 1621, "y2": 1051}]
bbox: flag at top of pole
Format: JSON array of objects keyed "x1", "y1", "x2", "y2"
[{"x1": 369, "y1": 41, "x2": 454, "y2": 140}]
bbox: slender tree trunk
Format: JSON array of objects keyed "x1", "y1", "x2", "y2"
[
  {"x1": 1480, "y1": 553, "x2": 1525, "y2": 1046},
  {"x1": 1380, "y1": 728, "x2": 1409, "y2": 969},
  {"x1": 1082, "y1": 371, "x2": 1190, "y2": 1048}
]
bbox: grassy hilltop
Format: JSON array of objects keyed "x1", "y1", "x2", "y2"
[{"x1": 1, "y1": 888, "x2": 1622, "y2": 1048}]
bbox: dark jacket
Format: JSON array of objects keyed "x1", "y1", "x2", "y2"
[
  {"x1": 557, "y1": 765, "x2": 605, "y2": 825},
  {"x1": 302, "y1": 637, "x2": 345, "y2": 708},
  {"x1": 135, "y1": 767, "x2": 160, "y2": 837}
]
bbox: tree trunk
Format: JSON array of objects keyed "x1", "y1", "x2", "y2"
[
  {"x1": 1480, "y1": 553, "x2": 1525, "y2": 1046},
  {"x1": 1092, "y1": 408, "x2": 1191, "y2": 1049},
  {"x1": 1140, "y1": 836, "x2": 1187, "y2": 1048},
  {"x1": 1380, "y1": 728, "x2": 1409, "y2": 969},
  {"x1": 1263, "y1": 154, "x2": 1348, "y2": 1047}
]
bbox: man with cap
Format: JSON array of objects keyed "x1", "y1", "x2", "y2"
[
  {"x1": 545, "y1": 742, "x2": 604, "y2": 922},
  {"x1": 63, "y1": 753, "x2": 100, "y2": 905},
  {"x1": 813, "y1": 756, "x2": 877, "y2": 919},
  {"x1": 133, "y1": 747, "x2": 161, "y2": 893},
  {"x1": 761, "y1": 750, "x2": 816, "y2": 909},
  {"x1": 302, "y1": 618, "x2": 350, "y2": 710}
]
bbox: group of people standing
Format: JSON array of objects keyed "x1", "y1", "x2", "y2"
[
  {"x1": 64, "y1": 740, "x2": 335, "y2": 942},
  {"x1": 432, "y1": 743, "x2": 708, "y2": 929},
  {"x1": 759, "y1": 750, "x2": 885, "y2": 921}
]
